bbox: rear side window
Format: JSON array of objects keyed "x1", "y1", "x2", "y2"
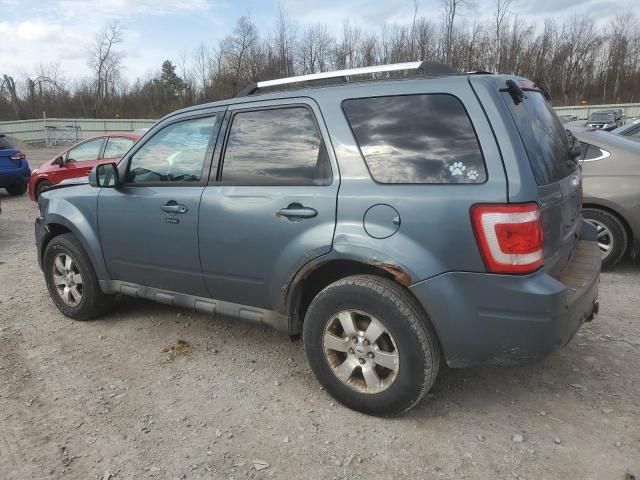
[
  {"x1": 342, "y1": 94, "x2": 486, "y2": 184},
  {"x1": 220, "y1": 107, "x2": 331, "y2": 185},
  {"x1": 501, "y1": 90, "x2": 577, "y2": 185},
  {"x1": 0, "y1": 136, "x2": 16, "y2": 150}
]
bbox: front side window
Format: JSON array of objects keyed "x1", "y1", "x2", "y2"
[
  {"x1": 126, "y1": 116, "x2": 216, "y2": 183},
  {"x1": 104, "y1": 137, "x2": 135, "y2": 158},
  {"x1": 66, "y1": 138, "x2": 104, "y2": 163},
  {"x1": 342, "y1": 94, "x2": 486, "y2": 184},
  {"x1": 220, "y1": 107, "x2": 331, "y2": 185}
]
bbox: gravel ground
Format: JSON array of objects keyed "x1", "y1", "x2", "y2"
[{"x1": 1, "y1": 147, "x2": 639, "y2": 480}]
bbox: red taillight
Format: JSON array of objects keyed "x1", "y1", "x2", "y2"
[
  {"x1": 9, "y1": 152, "x2": 25, "y2": 161},
  {"x1": 470, "y1": 203, "x2": 544, "y2": 274}
]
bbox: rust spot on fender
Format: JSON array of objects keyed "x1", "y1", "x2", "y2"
[{"x1": 375, "y1": 262, "x2": 412, "y2": 286}]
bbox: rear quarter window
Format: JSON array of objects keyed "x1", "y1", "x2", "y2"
[
  {"x1": 342, "y1": 94, "x2": 486, "y2": 184},
  {"x1": 500, "y1": 89, "x2": 577, "y2": 185}
]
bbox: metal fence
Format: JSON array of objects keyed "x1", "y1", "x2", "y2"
[
  {"x1": 0, "y1": 118, "x2": 156, "y2": 145},
  {"x1": 1, "y1": 104, "x2": 639, "y2": 145},
  {"x1": 553, "y1": 103, "x2": 640, "y2": 121}
]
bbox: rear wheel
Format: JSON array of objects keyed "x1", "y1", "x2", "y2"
[
  {"x1": 5, "y1": 183, "x2": 27, "y2": 196},
  {"x1": 303, "y1": 275, "x2": 440, "y2": 416},
  {"x1": 35, "y1": 180, "x2": 53, "y2": 199},
  {"x1": 582, "y1": 208, "x2": 628, "y2": 269},
  {"x1": 43, "y1": 233, "x2": 114, "y2": 320}
]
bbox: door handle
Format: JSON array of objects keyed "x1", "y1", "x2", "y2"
[
  {"x1": 277, "y1": 204, "x2": 318, "y2": 221},
  {"x1": 162, "y1": 202, "x2": 188, "y2": 214}
]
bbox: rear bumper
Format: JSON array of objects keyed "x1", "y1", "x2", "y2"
[
  {"x1": 410, "y1": 240, "x2": 601, "y2": 367},
  {"x1": 0, "y1": 161, "x2": 31, "y2": 187}
]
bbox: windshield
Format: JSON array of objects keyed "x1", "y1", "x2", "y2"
[{"x1": 588, "y1": 113, "x2": 614, "y2": 123}]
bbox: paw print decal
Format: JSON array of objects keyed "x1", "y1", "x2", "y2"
[
  {"x1": 467, "y1": 169, "x2": 479, "y2": 181},
  {"x1": 449, "y1": 162, "x2": 466, "y2": 176}
]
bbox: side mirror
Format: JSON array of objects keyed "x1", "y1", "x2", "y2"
[
  {"x1": 54, "y1": 156, "x2": 64, "y2": 167},
  {"x1": 89, "y1": 162, "x2": 120, "y2": 188}
]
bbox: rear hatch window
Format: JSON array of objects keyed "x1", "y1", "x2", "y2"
[
  {"x1": 0, "y1": 135, "x2": 17, "y2": 150},
  {"x1": 500, "y1": 88, "x2": 577, "y2": 185},
  {"x1": 500, "y1": 81, "x2": 581, "y2": 275}
]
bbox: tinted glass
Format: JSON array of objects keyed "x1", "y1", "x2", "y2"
[
  {"x1": 582, "y1": 144, "x2": 609, "y2": 162},
  {"x1": 221, "y1": 107, "x2": 331, "y2": 185},
  {"x1": 589, "y1": 113, "x2": 614, "y2": 122},
  {"x1": 342, "y1": 94, "x2": 486, "y2": 184},
  {"x1": 67, "y1": 138, "x2": 104, "y2": 162},
  {"x1": 126, "y1": 115, "x2": 216, "y2": 183},
  {"x1": 104, "y1": 137, "x2": 135, "y2": 158},
  {"x1": 501, "y1": 90, "x2": 578, "y2": 185},
  {"x1": 0, "y1": 136, "x2": 16, "y2": 150}
]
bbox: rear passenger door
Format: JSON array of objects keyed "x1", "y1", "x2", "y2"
[{"x1": 198, "y1": 99, "x2": 339, "y2": 310}]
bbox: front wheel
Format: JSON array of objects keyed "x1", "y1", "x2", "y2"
[
  {"x1": 303, "y1": 275, "x2": 441, "y2": 416},
  {"x1": 43, "y1": 233, "x2": 114, "y2": 320},
  {"x1": 5, "y1": 183, "x2": 27, "y2": 196},
  {"x1": 582, "y1": 208, "x2": 628, "y2": 269}
]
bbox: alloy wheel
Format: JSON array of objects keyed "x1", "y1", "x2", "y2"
[
  {"x1": 322, "y1": 309, "x2": 399, "y2": 394},
  {"x1": 589, "y1": 219, "x2": 613, "y2": 259},
  {"x1": 52, "y1": 253, "x2": 83, "y2": 307}
]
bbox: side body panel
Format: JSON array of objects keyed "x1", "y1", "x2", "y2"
[
  {"x1": 37, "y1": 185, "x2": 110, "y2": 280},
  {"x1": 308, "y1": 77, "x2": 507, "y2": 286},
  {"x1": 580, "y1": 138, "x2": 640, "y2": 253}
]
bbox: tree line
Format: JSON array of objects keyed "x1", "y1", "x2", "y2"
[{"x1": 1, "y1": 1, "x2": 639, "y2": 121}]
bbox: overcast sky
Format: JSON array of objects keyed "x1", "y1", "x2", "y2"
[{"x1": 2, "y1": 0, "x2": 637, "y2": 82}]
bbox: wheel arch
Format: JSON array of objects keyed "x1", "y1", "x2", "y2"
[
  {"x1": 286, "y1": 257, "x2": 420, "y2": 336},
  {"x1": 34, "y1": 178, "x2": 52, "y2": 199},
  {"x1": 40, "y1": 213, "x2": 110, "y2": 282},
  {"x1": 582, "y1": 202, "x2": 634, "y2": 255}
]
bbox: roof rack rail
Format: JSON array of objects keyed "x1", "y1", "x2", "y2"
[{"x1": 235, "y1": 61, "x2": 460, "y2": 97}]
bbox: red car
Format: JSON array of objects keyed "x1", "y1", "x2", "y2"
[{"x1": 29, "y1": 132, "x2": 141, "y2": 201}]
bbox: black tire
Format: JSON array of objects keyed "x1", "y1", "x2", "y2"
[
  {"x1": 35, "y1": 180, "x2": 53, "y2": 199},
  {"x1": 5, "y1": 183, "x2": 27, "y2": 196},
  {"x1": 303, "y1": 275, "x2": 441, "y2": 416},
  {"x1": 582, "y1": 208, "x2": 628, "y2": 269},
  {"x1": 43, "y1": 233, "x2": 113, "y2": 320}
]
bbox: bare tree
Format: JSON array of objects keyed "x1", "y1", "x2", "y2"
[
  {"x1": 440, "y1": 0, "x2": 473, "y2": 64},
  {"x1": 225, "y1": 16, "x2": 258, "y2": 95},
  {"x1": 89, "y1": 21, "x2": 124, "y2": 116},
  {"x1": 1, "y1": 75, "x2": 22, "y2": 119},
  {"x1": 493, "y1": 0, "x2": 512, "y2": 71},
  {"x1": 272, "y1": 4, "x2": 297, "y2": 77}
]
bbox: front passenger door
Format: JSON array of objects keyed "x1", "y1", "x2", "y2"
[{"x1": 98, "y1": 112, "x2": 222, "y2": 296}]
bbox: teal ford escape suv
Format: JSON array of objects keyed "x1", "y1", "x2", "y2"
[{"x1": 35, "y1": 62, "x2": 601, "y2": 416}]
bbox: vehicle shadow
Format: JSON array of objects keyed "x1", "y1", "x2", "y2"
[{"x1": 104, "y1": 294, "x2": 610, "y2": 423}]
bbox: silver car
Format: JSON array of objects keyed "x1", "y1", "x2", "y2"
[{"x1": 570, "y1": 127, "x2": 640, "y2": 267}]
